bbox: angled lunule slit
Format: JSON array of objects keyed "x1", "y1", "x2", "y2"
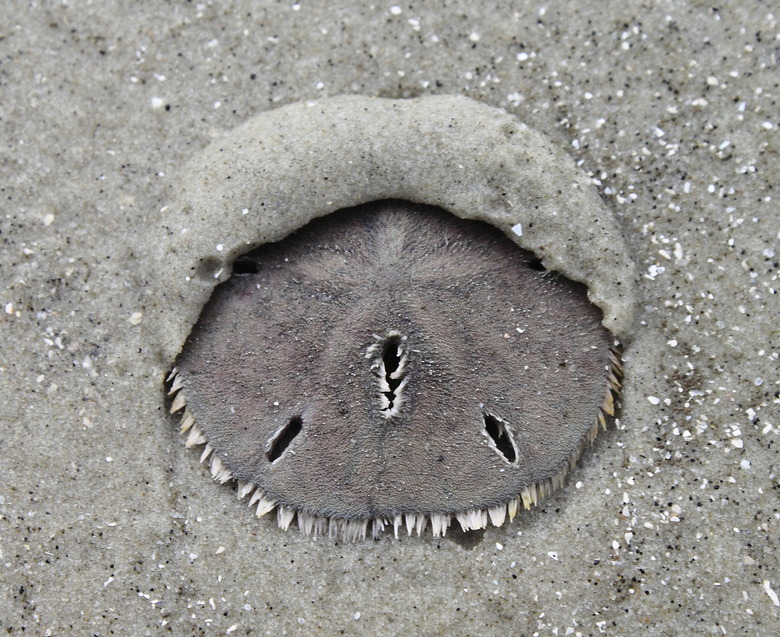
[
  {"x1": 483, "y1": 413, "x2": 518, "y2": 464},
  {"x1": 266, "y1": 415, "x2": 303, "y2": 463}
]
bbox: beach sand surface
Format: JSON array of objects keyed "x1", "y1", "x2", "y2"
[{"x1": 1, "y1": 2, "x2": 777, "y2": 635}]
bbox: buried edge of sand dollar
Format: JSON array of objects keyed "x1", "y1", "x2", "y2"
[{"x1": 156, "y1": 95, "x2": 637, "y2": 540}]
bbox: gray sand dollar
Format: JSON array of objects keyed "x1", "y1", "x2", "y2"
[{"x1": 159, "y1": 96, "x2": 636, "y2": 539}]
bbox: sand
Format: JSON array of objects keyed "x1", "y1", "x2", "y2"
[{"x1": 1, "y1": 2, "x2": 777, "y2": 635}]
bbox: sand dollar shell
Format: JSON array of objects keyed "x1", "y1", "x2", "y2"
[
  {"x1": 169, "y1": 202, "x2": 622, "y2": 540},
  {"x1": 158, "y1": 96, "x2": 635, "y2": 540}
]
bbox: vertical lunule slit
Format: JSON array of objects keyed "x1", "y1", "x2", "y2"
[{"x1": 369, "y1": 331, "x2": 409, "y2": 419}]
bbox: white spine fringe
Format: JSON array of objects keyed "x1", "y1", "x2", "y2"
[{"x1": 167, "y1": 346, "x2": 622, "y2": 541}]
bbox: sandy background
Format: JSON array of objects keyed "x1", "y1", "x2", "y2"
[{"x1": 1, "y1": 1, "x2": 778, "y2": 635}]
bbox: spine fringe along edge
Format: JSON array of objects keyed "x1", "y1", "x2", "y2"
[{"x1": 166, "y1": 346, "x2": 623, "y2": 541}]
